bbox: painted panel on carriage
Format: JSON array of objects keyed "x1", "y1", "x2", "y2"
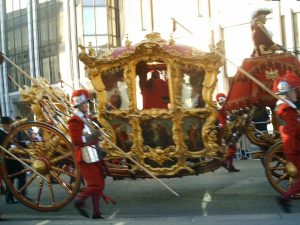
[
  {"x1": 141, "y1": 119, "x2": 174, "y2": 149},
  {"x1": 101, "y1": 69, "x2": 129, "y2": 110},
  {"x1": 183, "y1": 116, "x2": 205, "y2": 151},
  {"x1": 141, "y1": 118, "x2": 177, "y2": 168},
  {"x1": 110, "y1": 119, "x2": 132, "y2": 152}
]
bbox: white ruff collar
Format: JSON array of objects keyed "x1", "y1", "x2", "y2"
[{"x1": 74, "y1": 110, "x2": 86, "y2": 118}]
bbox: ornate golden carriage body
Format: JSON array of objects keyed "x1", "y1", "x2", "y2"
[
  {"x1": 1, "y1": 33, "x2": 300, "y2": 212},
  {"x1": 79, "y1": 33, "x2": 225, "y2": 178},
  {"x1": 0, "y1": 33, "x2": 226, "y2": 212}
]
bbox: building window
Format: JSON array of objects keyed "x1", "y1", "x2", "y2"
[
  {"x1": 37, "y1": 0, "x2": 63, "y2": 84},
  {"x1": 140, "y1": 0, "x2": 145, "y2": 30},
  {"x1": 197, "y1": 0, "x2": 203, "y2": 17},
  {"x1": 5, "y1": 0, "x2": 30, "y2": 92},
  {"x1": 82, "y1": 0, "x2": 121, "y2": 54},
  {"x1": 280, "y1": 15, "x2": 287, "y2": 53},
  {"x1": 292, "y1": 11, "x2": 300, "y2": 57},
  {"x1": 107, "y1": 0, "x2": 121, "y2": 47},
  {"x1": 83, "y1": 0, "x2": 106, "y2": 6}
]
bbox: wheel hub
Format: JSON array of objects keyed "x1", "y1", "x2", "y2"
[
  {"x1": 286, "y1": 162, "x2": 298, "y2": 178},
  {"x1": 32, "y1": 157, "x2": 51, "y2": 175}
]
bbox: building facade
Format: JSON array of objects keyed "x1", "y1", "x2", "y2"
[
  {"x1": 0, "y1": 0, "x2": 122, "y2": 117},
  {"x1": 0, "y1": 0, "x2": 299, "y2": 117}
]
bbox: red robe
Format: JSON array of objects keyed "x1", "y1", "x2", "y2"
[{"x1": 142, "y1": 78, "x2": 169, "y2": 109}]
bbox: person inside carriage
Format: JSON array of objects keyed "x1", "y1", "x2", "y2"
[
  {"x1": 141, "y1": 70, "x2": 169, "y2": 109},
  {"x1": 273, "y1": 72, "x2": 300, "y2": 213},
  {"x1": 68, "y1": 89, "x2": 115, "y2": 219},
  {"x1": 251, "y1": 8, "x2": 286, "y2": 57},
  {"x1": 216, "y1": 93, "x2": 240, "y2": 173}
]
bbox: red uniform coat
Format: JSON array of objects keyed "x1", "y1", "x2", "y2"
[
  {"x1": 251, "y1": 22, "x2": 276, "y2": 57},
  {"x1": 276, "y1": 102, "x2": 300, "y2": 155},
  {"x1": 218, "y1": 109, "x2": 227, "y2": 127},
  {"x1": 217, "y1": 109, "x2": 237, "y2": 168},
  {"x1": 276, "y1": 102, "x2": 300, "y2": 199},
  {"x1": 68, "y1": 114, "x2": 105, "y2": 195}
]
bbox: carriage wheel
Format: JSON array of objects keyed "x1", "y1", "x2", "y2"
[
  {"x1": 264, "y1": 141, "x2": 300, "y2": 199},
  {"x1": 0, "y1": 122, "x2": 81, "y2": 211}
]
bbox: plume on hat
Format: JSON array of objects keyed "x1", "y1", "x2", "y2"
[
  {"x1": 216, "y1": 93, "x2": 226, "y2": 102},
  {"x1": 273, "y1": 70, "x2": 300, "y2": 94},
  {"x1": 71, "y1": 89, "x2": 91, "y2": 106}
]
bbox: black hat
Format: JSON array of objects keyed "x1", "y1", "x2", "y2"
[
  {"x1": 252, "y1": 9, "x2": 272, "y2": 19},
  {"x1": 1, "y1": 116, "x2": 13, "y2": 124},
  {"x1": 15, "y1": 115, "x2": 22, "y2": 120}
]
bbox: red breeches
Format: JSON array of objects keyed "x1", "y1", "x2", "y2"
[
  {"x1": 225, "y1": 146, "x2": 237, "y2": 168},
  {"x1": 284, "y1": 153, "x2": 300, "y2": 199},
  {"x1": 226, "y1": 146, "x2": 237, "y2": 158},
  {"x1": 76, "y1": 161, "x2": 105, "y2": 201}
]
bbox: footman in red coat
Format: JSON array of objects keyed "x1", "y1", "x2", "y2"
[
  {"x1": 68, "y1": 89, "x2": 115, "y2": 219},
  {"x1": 216, "y1": 93, "x2": 240, "y2": 173},
  {"x1": 274, "y1": 74, "x2": 300, "y2": 213}
]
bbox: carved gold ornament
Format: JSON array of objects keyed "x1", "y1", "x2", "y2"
[
  {"x1": 78, "y1": 33, "x2": 225, "y2": 176},
  {"x1": 265, "y1": 69, "x2": 279, "y2": 80}
]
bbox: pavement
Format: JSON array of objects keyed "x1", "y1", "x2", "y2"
[{"x1": 0, "y1": 159, "x2": 300, "y2": 225}]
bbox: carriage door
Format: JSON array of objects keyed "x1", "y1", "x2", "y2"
[{"x1": 135, "y1": 60, "x2": 177, "y2": 168}]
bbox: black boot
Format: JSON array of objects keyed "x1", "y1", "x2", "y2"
[
  {"x1": 92, "y1": 212, "x2": 105, "y2": 219},
  {"x1": 228, "y1": 166, "x2": 240, "y2": 173},
  {"x1": 0, "y1": 185, "x2": 5, "y2": 195},
  {"x1": 276, "y1": 196, "x2": 291, "y2": 213},
  {"x1": 74, "y1": 200, "x2": 89, "y2": 218},
  {"x1": 222, "y1": 162, "x2": 230, "y2": 172}
]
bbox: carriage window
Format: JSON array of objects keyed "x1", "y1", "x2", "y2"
[
  {"x1": 181, "y1": 69, "x2": 205, "y2": 108},
  {"x1": 101, "y1": 69, "x2": 129, "y2": 110},
  {"x1": 136, "y1": 60, "x2": 169, "y2": 110}
]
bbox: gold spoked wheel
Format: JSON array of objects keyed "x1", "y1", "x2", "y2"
[
  {"x1": 0, "y1": 122, "x2": 81, "y2": 211},
  {"x1": 264, "y1": 141, "x2": 300, "y2": 199}
]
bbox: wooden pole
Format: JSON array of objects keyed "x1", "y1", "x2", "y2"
[
  {"x1": 0, "y1": 145, "x2": 47, "y2": 181},
  {"x1": 8, "y1": 74, "x2": 24, "y2": 90},
  {"x1": 1, "y1": 51, "x2": 179, "y2": 197},
  {"x1": 1, "y1": 53, "x2": 37, "y2": 85},
  {"x1": 171, "y1": 18, "x2": 194, "y2": 35}
]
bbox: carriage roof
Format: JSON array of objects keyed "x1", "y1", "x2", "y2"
[{"x1": 78, "y1": 32, "x2": 224, "y2": 73}]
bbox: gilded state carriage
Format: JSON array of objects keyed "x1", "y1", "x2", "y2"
[
  {"x1": 78, "y1": 32, "x2": 225, "y2": 178},
  {"x1": 0, "y1": 32, "x2": 299, "y2": 211}
]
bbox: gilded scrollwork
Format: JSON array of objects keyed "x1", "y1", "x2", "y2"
[
  {"x1": 79, "y1": 33, "x2": 225, "y2": 176},
  {"x1": 201, "y1": 108, "x2": 225, "y2": 158},
  {"x1": 245, "y1": 122, "x2": 280, "y2": 149}
]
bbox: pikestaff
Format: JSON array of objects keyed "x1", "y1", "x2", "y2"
[
  {"x1": 60, "y1": 79, "x2": 119, "y2": 111},
  {"x1": 2, "y1": 76, "x2": 48, "y2": 181},
  {"x1": 8, "y1": 74, "x2": 23, "y2": 90},
  {"x1": 0, "y1": 145, "x2": 47, "y2": 181},
  {"x1": 0, "y1": 52, "x2": 180, "y2": 197}
]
